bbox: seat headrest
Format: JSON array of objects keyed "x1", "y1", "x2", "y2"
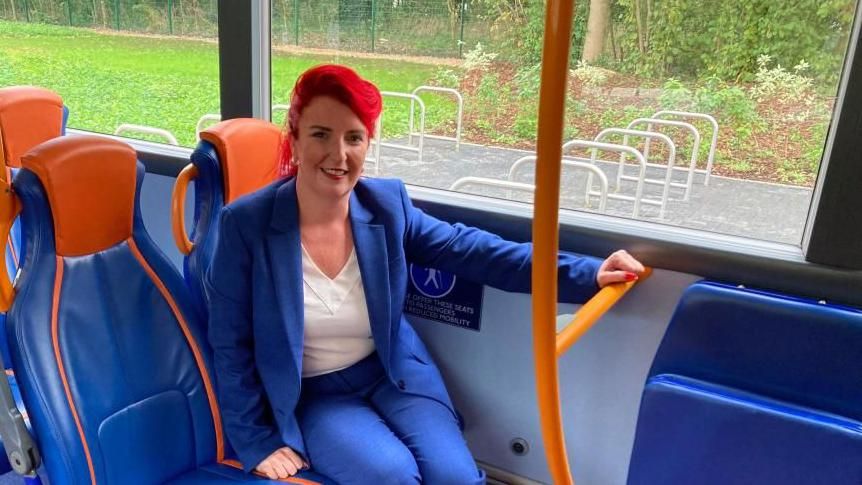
[
  {"x1": 21, "y1": 136, "x2": 137, "y2": 257},
  {"x1": 200, "y1": 118, "x2": 281, "y2": 203},
  {"x1": 0, "y1": 86, "x2": 64, "y2": 169}
]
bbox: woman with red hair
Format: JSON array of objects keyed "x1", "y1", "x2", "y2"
[{"x1": 207, "y1": 64, "x2": 643, "y2": 484}]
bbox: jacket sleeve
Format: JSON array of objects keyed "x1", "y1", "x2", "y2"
[
  {"x1": 398, "y1": 182, "x2": 601, "y2": 304},
  {"x1": 205, "y1": 207, "x2": 289, "y2": 472}
]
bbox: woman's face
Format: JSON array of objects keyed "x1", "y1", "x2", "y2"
[{"x1": 292, "y1": 96, "x2": 369, "y2": 202}]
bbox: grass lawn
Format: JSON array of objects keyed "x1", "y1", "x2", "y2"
[{"x1": 0, "y1": 20, "x2": 455, "y2": 147}]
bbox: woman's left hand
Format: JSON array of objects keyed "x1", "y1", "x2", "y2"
[{"x1": 596, "y1": 249, "x2": 645, "y2": 288}]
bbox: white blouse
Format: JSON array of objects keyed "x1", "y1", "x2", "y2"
[{"x1": 300, "y1": 245, "x2": 375, "y2": 378}]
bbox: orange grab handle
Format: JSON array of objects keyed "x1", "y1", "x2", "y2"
[
  {"x1": 556, "y1": 267, "x2": 652, "y2": 357},
  {"x1": 172, "y1": 164, "x2": 198, "y2": 256},
  {"x1": 0, "y1": 179, "x2": 21, "y2": 312}
]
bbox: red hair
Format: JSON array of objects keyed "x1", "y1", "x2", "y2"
[{"x1": 278, "y1": 64, "x2": 382, "y2": 177}]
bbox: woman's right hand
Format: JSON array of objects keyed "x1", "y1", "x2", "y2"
[{"x1": 255, "y1": 446, "x2": 309, "y2": 479}]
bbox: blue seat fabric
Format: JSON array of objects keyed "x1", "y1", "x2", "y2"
[
  {"x1": 0, "y1": 106, "x2": 66, "y2": 477},
  {"x1": 5, "y1": 162, "x2": 331, "y2": 484},
  {"x1": 627, "y1": 281, "x2": 862, "y2": 485},
  {"x1": 185, "y1": 141, "x2": 225, "y2": 319},
  {"x1": 630, "y1": 375, "x2": 862, "y2": 484},
  {"x1": 2, "y1": 167, "x2": 23, "y2": 372},
  {"x1": 1, "y1": 105, "x2": 67, "y2": 367},
  {"x1": 0, "y1": 222, "x2": 18, "y2": 476}
]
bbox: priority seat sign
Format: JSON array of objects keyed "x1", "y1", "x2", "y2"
[{"x1": 404, "y1": 263, "x2": 483, "y2": 331}]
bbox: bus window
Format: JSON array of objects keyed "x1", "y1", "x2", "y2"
[
  {"x1": 268, "y1": 0, "x2": 858, "y2": 247},
  {"x1": 0, "y1": 1, "x2": 220, "y2": 148}
]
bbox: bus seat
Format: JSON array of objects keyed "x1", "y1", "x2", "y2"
[
  {"x1": 0, "y1": 86, "x2": 67, "y2": 368},
  {"x1": 7, "y1": 136, "x2": 331, "y2": 484},
  {"x1": 0, "y1": 86, "x2": 66, "y2": 171},
  {"x1": 627, "y1": 281, "x2": 862, "y2": 485},
  {"x1": 179, "y1": 118, "x2": 280, "y2": 316},
  {"x1": 0, "y1": 87, "x2": 67, "y2": 477}
]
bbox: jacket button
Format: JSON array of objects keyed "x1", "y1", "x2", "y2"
[{"x1": 397, "y1": 380, "x2": 406, "y2": 390}]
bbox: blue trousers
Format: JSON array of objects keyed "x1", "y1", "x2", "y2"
[{"x1": 297, "y1": 353, "x2": 485, "y2": 485}]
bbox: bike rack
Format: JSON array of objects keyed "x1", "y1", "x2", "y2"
[
  {"x1": 449, "y1": 177, "x2": 536, "y2": 194},
  {"x1": 560, "y1": 140, "x2": 648, "y2": 217},
  {"x1": 652, "y1": 110, "x2": 718, "y2": 186},
  {"x1": 409, "y1": 86, "x2": 463, "y2": 151},
  {"x1": 380, "y1": 91, "x2": 425, "y2": 163},
  {"x1": 195, "y1": 114, "x2": 221, "y2": 140},
  {"x1": 114, "y1": 124, "x2": 179, "y2": 146},
  {"x1": 364, "y1": 117, "x2": 383, "y2": 177},
  {"x1": 591, "y1": 129, "x2": 677, "y2": 219},
  {"x1": 271, "y1": 103, "x2": 291, "y2": 125},
  {"x1": 625, "y1": 118, "x2": 701, "y2": 201},
  {"x1": 506, "y1": 155, "x2": 610, "y2": 212}
]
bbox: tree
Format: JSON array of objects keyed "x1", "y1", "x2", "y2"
[{"x1": 582, "y1": 0, "x2": 610, "y2": 62}]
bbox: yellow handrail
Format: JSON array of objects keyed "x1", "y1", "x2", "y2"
[
  {"x1": 0, "y1": 179, "x2": 20, "y2": 312},
  {"x1": 532, "y1": 0, "x2": 578, "y2": 483},
  {"x1": 172, "y1": 164, "x2": 198, "y2": 256},
  {"x1": 556, "y1": 268, "x2": 653, "y2": 358}
]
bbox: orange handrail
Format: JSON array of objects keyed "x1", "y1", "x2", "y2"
[
  {"x1": 556, "y1": 268, "x2": 653, "y2": 358},
  {"x1": 172, "y1": 164, "x2": 198, "y2": 256},
  {"x1": 0, "y1": 179, "x2": 21, "y2": 312},
  {"x1": 532, "y1": 0, "x2": 578, "y2": 483},
  {"x1": 532, "y1": 0, "x2": 651, "y2": 482}
]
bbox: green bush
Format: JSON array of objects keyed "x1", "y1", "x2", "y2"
[
  {"x1": 695, "y1": 77, "x2": 758, "y2": 126},
  {"x1": 513, "y1": 111, "x2": 538, "y2": 139},
  {"x1": 431, "y1": 68, "x2": 462, "y2": 88},
  {"x1": 609, "y1": 0, "x2": 854, "y2": 88},
  {"x1": 476, "y1": 71, "x2": 501, "y2": 104},
  {"x1": 513, "y1": 63, "x2": 542, "y2": 99}
]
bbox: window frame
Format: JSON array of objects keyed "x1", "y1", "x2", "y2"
[
  {"x1": 215, "y1": 0, "x2": 270, "y2": 120},
  {"x1": 130, "y1": 0, "x2": 862, "y2": 305},
  {"x1": 803, "y1": 0, "x2": 862, "y2": 270}
]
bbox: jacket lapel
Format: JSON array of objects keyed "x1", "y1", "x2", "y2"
[
  {"x1": 349, "y1": 190, "x2": 393, "y2": 368},
  {"x1": 267, "y1": 179, "x2": 304, "y2": 379},
  {"x1": 266, "y1": 180, "x2": 394, "y2": 376}
]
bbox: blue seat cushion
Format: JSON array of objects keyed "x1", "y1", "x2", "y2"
[
  {"x1": 650, "y1": 282, "x2": 862, "y2": 422},
  {"x1": 627, "y1": 374, "x2": 862, "y2": 485},
  {"x1": 166, "y1": 463, "x2": 335, "y2": 485}
]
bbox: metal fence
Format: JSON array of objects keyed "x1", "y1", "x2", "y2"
[
  {"x1": 272, "y1": 0, "x2": 503, "y2": 57},
  {"x1": 0, "y1": 0, "x2": 218, "y2": 37},
  {"x1": 0, "y1": 0, "x2": 503, "y2": 58}
]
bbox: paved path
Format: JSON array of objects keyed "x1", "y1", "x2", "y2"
[{"x1": 371, "y1": 138, "x2": 812, "y2": 245}]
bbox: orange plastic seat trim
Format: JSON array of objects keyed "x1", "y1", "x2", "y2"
[
  {"x1": 51, "y1": 256, "x2": 97, "y2": 485},
  {"x1": 128, "y1": 238, "x2": 225, "y2": 462},
  {"x1": 0, "y1": 86, "x2": 64, "y2": 169},
  {"x1": 0, "y1": 179, "x2": 20, "y2": 312},
  {"x1": 172, "y1": 164, "x2": 198, "y2": 255},
  {"x1": 200, "y1": 118, "x2": 281, "y2": 204},
  {"x1": 22, "y1": 137, "x2": 136, "y2": 257}
]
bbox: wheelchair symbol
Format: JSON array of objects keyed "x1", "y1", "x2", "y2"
[{"x1": 409, "y1": 264, "x2": 457, "y2": 298}]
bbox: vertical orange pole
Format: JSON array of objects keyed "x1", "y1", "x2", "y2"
[{"x1": 532, "y1": 0, "x2": 576, "y2": 484}]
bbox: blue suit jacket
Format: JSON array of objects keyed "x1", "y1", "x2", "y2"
[{"x1": 205, "y1": 177, "x2": 601, "y2": 471}]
